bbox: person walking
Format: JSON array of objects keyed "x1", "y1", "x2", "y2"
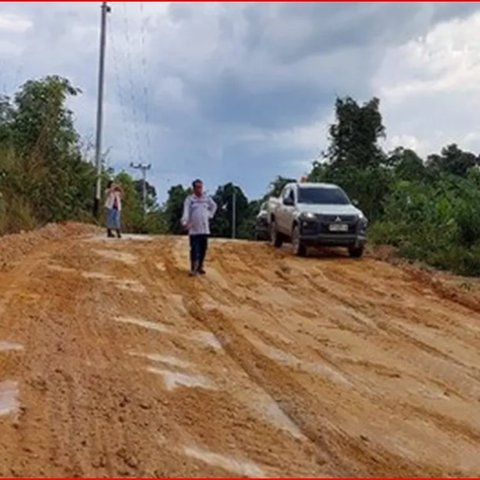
[
  {"x1": 181, "y1": 179, "x2": 217, "y2": 276},
  {"x1": 105, "y1": 180, "x2": 123, "y2": 238}
]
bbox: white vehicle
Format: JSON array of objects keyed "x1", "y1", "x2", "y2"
[
  {"x1": 267, "y1": 182, "x2": 368, "y2": 257},
  {"x1": 254, "y1": 202, "x2": 269, "y2": 240}
]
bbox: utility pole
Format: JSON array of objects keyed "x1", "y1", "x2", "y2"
[
  {"x1": 130, "y1": 163, "x2": 152, "y2": 212},
  {"x1": 94, "y1": 1, "x2": 111, "y2": 218},
  {"x1": 232, "y1": 189, "x2": 236, "y2": 239}
]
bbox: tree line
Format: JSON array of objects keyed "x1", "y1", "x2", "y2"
[
  {"x1": 1, "y1": 76, "x2": 479, "y2": 275},
  {"x1": 0, "y1": 76, "x2": 164, "y2": 235}
]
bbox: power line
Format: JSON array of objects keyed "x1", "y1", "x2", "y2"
[
  {"x1": 139, "y1": 2, "x2": 153, "y2": 157},
  {"x1": 108, "y1": 12, "x2": 135, "y2": 168},
  {"x1": 121, "y1": 2, "x2": 144, "y2": 166}
]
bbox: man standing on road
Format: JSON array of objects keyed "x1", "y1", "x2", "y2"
[{"x1": 181, "y1": 179, "x2": 217, "y2": 276}]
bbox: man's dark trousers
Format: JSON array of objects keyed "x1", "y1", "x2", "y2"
[{"x1": 190, "y1": 234, "x2": 208, "y2": 272}]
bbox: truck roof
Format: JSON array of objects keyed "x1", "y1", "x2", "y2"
[{"x1": 286, "y1": 182, "x2": 340, "y2": 189}]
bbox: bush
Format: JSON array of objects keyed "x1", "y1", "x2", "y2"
[{"x1": 370, "y1": 175, "x2": 480, "y2": 276}]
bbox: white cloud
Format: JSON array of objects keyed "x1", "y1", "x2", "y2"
[
  {"x1": 374, "y1": 12, "x2": 480, "y2": 157},
  {"x1": 0, "y1": 13, "x2": 31, "y2": 33}
]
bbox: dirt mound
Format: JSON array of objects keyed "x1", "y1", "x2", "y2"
[
  {"x1": 0, "y1": 222, "x2": 98, "y2": 272},
  {"x1": 369, "y1": 245, "x2": 480, "y2": 314}
]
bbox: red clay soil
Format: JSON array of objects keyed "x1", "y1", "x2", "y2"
[{"x1": 0, "y1": 226, "x2": 479, "y2": 477}]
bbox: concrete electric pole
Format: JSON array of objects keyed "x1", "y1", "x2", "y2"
[
  {"x1": 130, "y1": 163, "x2": 152, "y2": 212},
  {"x1": 94, "y1": 1, "x2": 111, "y2": 218}
]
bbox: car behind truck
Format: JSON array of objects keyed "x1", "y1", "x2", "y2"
[
  {"x1": 254, "y1": 202, "x2": 269, "y2": 240},
  {"x1": 267, "y1": 182, "x2": 368, "y2": 257}
]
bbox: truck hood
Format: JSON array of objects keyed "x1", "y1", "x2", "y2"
[{"x1": 298, "y1": 203, "x2": 364, "y2": 217}]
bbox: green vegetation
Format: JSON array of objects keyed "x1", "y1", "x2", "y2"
[{"x1": 0, "y1": 76, "x2": 164, "y2": 235}]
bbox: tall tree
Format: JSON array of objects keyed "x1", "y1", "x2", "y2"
[
  {"x1": 326, "y1": 96, "x2": 386, "y2": 169},
  {"x1": 0, "y1": 76, "x2": 97, "y2": 228},
  {"x1": 309, "y1": 97, "x2": 390, "y2": 221},
  {"x1": 10, "y1": 76, "x2": 91, "y2": 223},
  {"x1": 12, "y1": 75, "x2": 80, "y2": 158}
]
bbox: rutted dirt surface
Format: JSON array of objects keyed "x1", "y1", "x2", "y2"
[{"x1": 1, "y1": 225, "x2": 480, "y2": 477}]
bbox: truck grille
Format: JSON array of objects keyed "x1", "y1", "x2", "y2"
[
  {"x1": 319, "y1": 214, "x2": 357, "y2": 223},
  {"x1": 315, "y1": 215, "x2": 358, "y2": 235}
]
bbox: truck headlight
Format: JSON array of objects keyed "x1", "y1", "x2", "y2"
[
  {"x1": 301, "y1": 212, "x2": 316, "y2": 220},
  {"x1": 358, "y1": 216, "x2": 368, "y2": 233}
]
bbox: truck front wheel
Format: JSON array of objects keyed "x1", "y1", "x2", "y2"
[
  {"x1": 292, "y1": 225, "x2": 307, "y2": 257},
  {"x1": 271, "y1": 221, "x2": 283, "y2": 248}
]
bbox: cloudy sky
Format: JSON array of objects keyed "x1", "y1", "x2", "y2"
[{"x1": 1, "y1": 2, "x2": 480, "y2": 201}]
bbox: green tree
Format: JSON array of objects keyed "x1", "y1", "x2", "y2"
[
  {"x1": 238, "y1": 199, "x2": 263, "y2": 240},
  {"x1": 164, "y1": 184, "x2": 190, "y2": 235},
  {"x1": 11, "y1": 76, "x2": 93, "y2": 223},
  {"x1": 114, "y1": 172, "x2": 145, "y2": 233},
  {"x1": 326, "y1": 96, "x2": 386, "y2": 170},
  {"x1": 134, "y1": 179, "x2": 158, "y2": 211},
  {"x1": 264, "y1": 176, "x2": 296, "y2": 199},
  {"x1": 0, "y1": 95, "x2": 13, "y2": 143},
  {"x1": 387, "y1": 147, "x2": 427, "y2": 182},
  {"x1": 12, "y1": 76, "x2": 80, "y2": 155},
  {"x1": 308, "y1": 97, "x2": 390, "y2": 221},
  {"x1": 426, "y1": 144, "x2": 478, "y2": 178},
  {"x1": 144, "y1": 209, "x2": 167, "y2": 235},
  {"x1": 211, "y1": 183, "x2": 249, "y2": 238},
  {"x1": 0, "y1": 76, "x2": 96, "y2": 229}
]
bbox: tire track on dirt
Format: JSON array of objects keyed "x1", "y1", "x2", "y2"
[
  {"x1": 168, "y1": 237, "x2": 480, "y2": 476},
  {"x1": 163, "y1": 245, "x2": 431, "y2": 477},
  {"x1": 187, "y1": 304, "x2": 427, "y2": 476}
]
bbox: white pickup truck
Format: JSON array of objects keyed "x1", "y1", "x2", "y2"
[{"x1": 267, "y1": 182, "x2": 368, "y2": 257}]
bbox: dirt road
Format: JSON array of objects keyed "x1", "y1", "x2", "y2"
[{"x1": 1, "y1": 225, "x2": 479, "y2": 477}]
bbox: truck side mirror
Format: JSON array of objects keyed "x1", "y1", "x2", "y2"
[
  {"x1": 352, "y1": 199, "x2": 359, "y2": 206},
  {"x1": 283, "y1": 197, "x2": 294, "y2": 206}
]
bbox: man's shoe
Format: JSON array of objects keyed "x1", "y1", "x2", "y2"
[
  {"x1": 198, "y1": 268, "x2": 206, "y2": 275},
  {"x1": 189, "y1": 261, "x2": 200, "y2": 277}
]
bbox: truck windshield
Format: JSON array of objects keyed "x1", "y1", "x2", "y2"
[{"x1": 298, "y1": 187, "x2": 350, "y2": 205}]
